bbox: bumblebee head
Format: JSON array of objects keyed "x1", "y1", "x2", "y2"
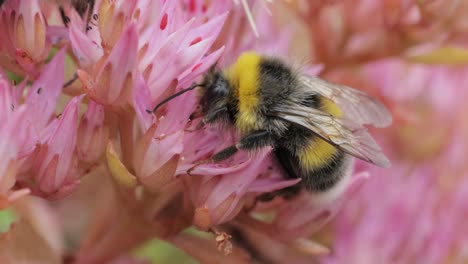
[
  {"x1": 199, "y1": 69, "x2": 228, "y2": 108},
  {"x1": 196, "y1": 68, "x2": 234, "y2": 124},
  {"x1": 148, "y1": 67, "x2": 233, "y2": 124}
]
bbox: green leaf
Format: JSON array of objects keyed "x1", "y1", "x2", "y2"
[
  {"x1": 0, "y1": 209, "x2": 18, "y2": 233},
  {"x1": 5, "y1": 71, "x2": 23, "y2": 84}
]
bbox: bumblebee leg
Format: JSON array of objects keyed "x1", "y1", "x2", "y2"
[
  {"x1": 185, "y1": 113, "x2": 205, "y2": 132},
  {"x1": 212, "y1": 130, "x2": 274, "y2": 162},
  {"x1": 188, "y1": 131, "x2": 274, "y2": 175},
  {"x1": 256, "y1": 185, "x2": 301, "y2": 201},
  {"x1": 184, "y1": 121, "x2": 205, "y2": 132},
  {"x1": 203, "y1": 106, "x2": 228, "y2": 124},
  {"x1": 187, "y1": 146, "x2": 237, "y2": 175},
  {"x1": 237, "y1": 130, "x2": 273, "y2": 150},
  {"x1": 212, "y1": 146, "x2": 238, "y2": 162}
]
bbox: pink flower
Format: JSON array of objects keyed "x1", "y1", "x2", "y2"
[
  {"x1": 78, "y1": 24, "x2": 138, "y2": 107},
  {"x1": 96, "y1": 0, "x2": 138, "y2": 49},
  {"x1": 6, "y1": 50, "x2": 83, "y2": 199},
  {"x1": 217, "y1": 2, "x2": 292, "y2": 65},
  {"x1": 187, "y1": 147, "x2": 300, "y2": 229},
  {"x1": 132, "y1": 75, "x2": 187, "y2": 190},
  {"x1": 23, "y1": 49, "x2": 65, "y2": 138},
  {"x1": 320, "y1": 46, "x2": 468, "y2": 264},
  {"x1": 0, "y1": 70, "x2": 29, "y2": 207},
  {"x1": 272, "y1": 172, "x2": 369, "y2": 240},
  {"x1": 17, "y1": 49, "x2": 66, "y2": 175},
  {"x1": 68, "y1": 10, "x2": 103, "y2": 67},
  {"x1": 77, "y1": 101, "x2": 109, "y2": 165},
  {"x1": 0, "y1": 0, "x2": 50, "y2": 77},
  {"x1": 322, "y1": 163, "x2": 468, "y2": 264},
  {"x1": 24, "y1": 95, "x2": 83, "y2": 198},
  {"x1": 138, "y1": 10, "x2": 227, "y2": 100},
  {"x1": 287, "y1": 0, "x2": 468, "y2": 68},
  {"x1": 0, "y1": 1, "x2": 401, "y2": 263}
]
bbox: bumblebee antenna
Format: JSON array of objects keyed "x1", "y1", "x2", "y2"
[{"x1": 146, "y1": 83, "x2": 204, "y2": 114}]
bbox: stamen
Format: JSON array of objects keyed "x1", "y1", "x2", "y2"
[{"x1": 240, "y1": 0, "x2": 259, "y2": 37}]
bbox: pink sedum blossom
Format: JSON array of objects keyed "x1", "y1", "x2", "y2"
[
  {"x1": 22, "y1": 49, "x2": 65, "y2": 138},
  {"x1": 78, "y1": 24, "x2": 138, "y2": 108},
  {"x1": 0, "y1": 71, "x2": 29, "y2": 207},
  {"x1": 6, "y1": 0, "x2": 460, "y2": 264},
  {"x1": 317, "y1": 40, "x2": 468, "y2": 264},
  {"x1": 27, "y1": 95, "x2": 83, "y2": 198},
  {"x1": 77, "y1": 101, "x2": 109, "y2": 165},
  {"x1": 0, "y1": 0, "x2": 50, "y2": 77},
  {"x1": 323, "y1": 163, "x2": 468, "y2": 264}
]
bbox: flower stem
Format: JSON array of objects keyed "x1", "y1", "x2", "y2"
[{"x1": 118, "y1": 109, "x2": 135, "y2": 173}]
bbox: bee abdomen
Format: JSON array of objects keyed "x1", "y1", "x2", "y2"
[
  {"x1": 301, "y1": 150, "x2": 348, "y2": 192},
  {"x1": 275, "y1": 133, "x2": 351, "y2": 195}
]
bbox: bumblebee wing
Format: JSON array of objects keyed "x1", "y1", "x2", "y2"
[
  {"x1": 272, "y1": 104, "x2": 391, "y2": 168},
  {"x1": 299, "y1": 75, "x2": 392, "y2": 128}
]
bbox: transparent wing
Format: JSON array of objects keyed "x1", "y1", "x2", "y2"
[
  {"x1": 271, "y1": 104, "x2": 391, "y2": 168},
  {"x1": 299, "y1": 75, "x2": 392, "y2": 128}
]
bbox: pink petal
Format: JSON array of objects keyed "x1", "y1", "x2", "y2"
[
  {"x1": 136, "y1": 129, "x2": 184, "y2": 180},
  {"x1": 154, "y1": 89, "x2": 197, "y2": 135},
  {"x1": 77, "y1": 101, "x2": 109, "y2": 164},
  {"x1": 133, "y1": 73, "x2": 154, "y2": 130},
  {"x1": 178, "y1": 46, "x2": 225, "y2": 87},
  {"x1": 24, "y1": 48, "x2": 65, "y2": 133},
  {"x1": 144, "y1": 20, "x2": 194, "y2": 98},
  {"x1": 274, "y1": 172, "x2": 370, "y2": 239},
  {"x1": 247, "y1": 178, "x2": 301, "y2": 193},
  {"x1": 33, "y1": 95, "x2": 83, "y2": 195},
  {"x1": 101, "y1": 24, "x2": 138, "y2": 103},
  {"x1": 180, "y1": 12, "x2": 228, "y2": 48},
  {"x1": 69, "y1": 11, "x2": 103, "y2": 66}
]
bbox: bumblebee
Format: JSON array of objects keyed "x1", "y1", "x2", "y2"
[{"x1": 151, "y1": 52, "x2": 391, "y2": 198}]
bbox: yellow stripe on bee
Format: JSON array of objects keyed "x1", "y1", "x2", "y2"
[
  {"x1": 226, "y1": 52, "x2": 262, "y2": 132},
  {"x1": 319, "y1": 97, "x2": 342, "y2": 117},
  {"x1": 299, "y1": 97, "x2": 340, "y2": 169},
  {"x1": 298, "y1": 137, "x2": 337, "y2": 170}
]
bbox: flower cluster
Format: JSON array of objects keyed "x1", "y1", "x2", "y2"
[
  {"x1": 1, "y1": 0, "x2": 466, "y2": 263},
  {"x1": 281, "y1": 1, "x2": 468, "y2": 263},
  {"x1": 0, "y1": 0, "x2": 367, "y2": 263}
]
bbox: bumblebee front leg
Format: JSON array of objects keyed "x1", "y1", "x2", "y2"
[
  {"x1": 211, "y1": 145, "x2": 238, "y2": 162},
  {"x1": 187, "y1": 130, "x2": 274, "y2": 175},
  {"x1": 212, "y1": 130, "x2": 273, "y2": 162}
]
